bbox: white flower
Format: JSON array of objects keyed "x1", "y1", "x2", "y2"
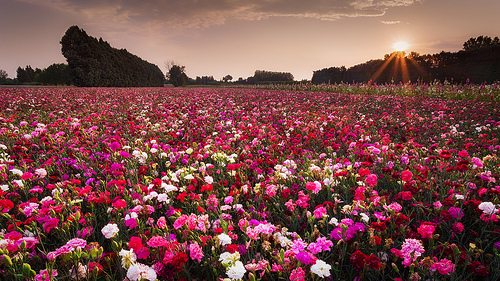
[
  {"x1": 360, "y1": 213, "x2": 370, "y2": 222},
  {"x1": 157, "y1": 193, "x2": 170, "y2": 203},
  {"x1": 204, "y1": 175, "x2": 214, "y2": 184},
  {"x1": 101, "y1": 223, "x2": 119, "y2": 239},
  {"x1": 310, "y1": 259, "x2": 331, "y2": 278},
  {"x1": 162, "y1": 183, "x2": 178, "y2": 193},
  {"x1": 328, "y1": 217, "x2": 339, "y2": 226},
  {"x1": 478, "y1": 202, "x2": 498, "y2": 215},
  {"x1": 219, "y1": 251, "x2": 241, "y2": 264},
  {"x1": 126, "y1": 263, "x2": 157, "y2": 281},
  {"x1": 119, "y1": 249, "x2": 137, "y2": 268},
  {"x1": 13, "y1": 180, "x2": 24, "y2": 187},
  {"x1": 34, "y1": 168, "x2": 47, "y2": 178},
  {"x1": 10, "y1": 169, "x2": 23, "y2": 176},
  {"x1": 226, "y1": 261, "x2": 246, "y2": 280},
  {"x1": 217, "y1": 233, "x2": 232, "y2": 246},
  {"x1": 0, "y1": 185, "x2": 8, "y2": 192}
]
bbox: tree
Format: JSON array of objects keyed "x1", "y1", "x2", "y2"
[
  {"x1": 223, "y1": 75, "x2": 233, "y2": 83},
  {"x1": 16, "y1": 65, "x2": 40, "y2": 84},
  {"x1": 168, "y1": 64, "x2": 187, "y2": 87},
  {"x1": 61, "y1": 25, "x2": 165, "y2": 87},
  {"x1": 463, "y1": 36, "x2": 500, "y2": 51},
  {"x1": 36, "y1": 63, "x2": 72, "y2": 85},
  {"x1": 0, "y1": 69, "x2": 8, "y2": 80}
]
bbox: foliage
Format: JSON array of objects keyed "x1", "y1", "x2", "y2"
[
  {"x1": 36, "y1": 63, "x2": 72, "y2": 86},
  {"x1": 60, "y1": 25, "x2": 165, "y2": 87},
  {"x1": 253, "y1": 70, "x2": 294, "y2": 83},
  {"x1": 167, "y1": 65, "x2": 188, "y2": 87},
  {"x1": 16, "y1": 66, "x2": 41, "y2": 84},
  {"x1": 0, "y1": 85, "x2": 499, "y2": 281}
]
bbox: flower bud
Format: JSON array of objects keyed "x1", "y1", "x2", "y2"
[{"x1": 2, "y1": 254, "x2": 12, "y2": 267}]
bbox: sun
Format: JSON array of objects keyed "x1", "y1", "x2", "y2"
[{"x1": 392, "y1": 41, "x2": 410, "y2": 52}]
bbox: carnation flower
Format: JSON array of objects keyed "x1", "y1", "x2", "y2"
[
  {"x1": 219, "y1": 251, "x2": 241, "y2": 264},
  {"x1": 101, "y1": 223, "x2": 119, "y2": 239},
  {"x1": 310, "y1": 259, "x2": 331, "y2": 278},
  {"x1": 226, "y1": 261, "x2": 246, "y2": 280},
  {"x1": 126, "y1": 262, "x2": 157, "y2": 281},
  {"x1": 430, "y1": 258, "x2": 455, "y2": 275},
  {"x1": 478, "y1": 202, "x2": 498, "y2": 215},
  {"x1": 417, "y1": 223, "x2": 435, "y2": 239},
  {"x1": 290, "y1": 267, "x2": 305, "y2": 281},
  {"x1": 218, "y1": 233, "x2": 232, "y2": 246},
  {"x1": 119, "y1": 249, "x2": 137, "y2": 268},
  {"x1": 400, "y1": 238, "x2": 425, "y2": 267},
  {"x1": 401, "y1": 170, "x2": 413, "y2": 181}
]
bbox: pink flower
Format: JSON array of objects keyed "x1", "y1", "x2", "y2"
[
  {"x1": 147, "y1": 236, "x2": 169, "y2": 248},
  {"x1": 306, "y1": 181, "x2": 322, "y2": 194},
  {"x1": 452, "y1": 222, "x2": 464, "y2": 233},
  {"x1": 125, "y1": 217, "x2": 138, "y2": 229},
  {"x1": 365, "y1": 174, "x2": 378, "y2": 187},
  {"x1": 43, "y1": 218, "x2": 60, "y2": 233},
  {"x1": 458, "y1": 150, "x2": 469, "y2": 157},
  {"x1": 401, "y1": 170, "x2": 413, "y2": 182},
  {"x1": 186, "y1": 214, "x2": 198, "y2": 230},
  {"x1": 430, "y1": 258, "x2": 455, "y2": 275},
  {"x1": 400, "y1": 238, "x2": 425, "y2": 267},
  {"x1": 290, "y1": 267, "x2": 306, "y2": 281},
  {"x1": 173, "y1": 214, "x2": 188, "y2": 229},
  {"x1": 157, "y1": 216, "x2": 167, "y2": 229},
  {"x1": 314, "y1": 206, "x2": 327, "y2": 219},
  {"x1": 35, "y1": 269, "x2": 58, "y2": 281},
  {"x1": 21, "y1": 172, "x2": 34, "y2": 180},
  {"x1": 417, "y1": 223, "x2": 435, "y2": 239},
  {"x1": 448, "y1": 207, "x2": 464, "y2": 219},
  {"x1": 189, "y1": 242, "x2": 204, "y2": 262}
]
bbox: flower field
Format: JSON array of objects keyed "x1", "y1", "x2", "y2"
[{"x1": 0, "y1": 86, "x2": 499, "y2": 281}]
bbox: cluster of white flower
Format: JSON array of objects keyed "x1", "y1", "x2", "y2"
[
  {"x1": 219, "y1": 251, "x2": 246, "y2": 280},
  {"x1": 132, "y1": 149, "x2": 148, "y2": 164}
]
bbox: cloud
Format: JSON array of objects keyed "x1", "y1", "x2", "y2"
[
  {"x1": 380, "y1": 20, "x2": 402, "y2": 24},
  {"x1": 19, "y1": 0, "x2": 420, "y2": 29}
]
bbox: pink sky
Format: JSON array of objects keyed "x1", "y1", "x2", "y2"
[{"x1": 1, "y1": 0, "x2": 499, "y2": 81}]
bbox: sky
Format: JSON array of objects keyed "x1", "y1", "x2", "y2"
[{"x1": 1, "y1": 0, "x2": 499, "y2": 81}]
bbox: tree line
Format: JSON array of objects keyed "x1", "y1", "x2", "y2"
[{"x1": 312, "y1": 35, "x2": 500, "y2": 84}]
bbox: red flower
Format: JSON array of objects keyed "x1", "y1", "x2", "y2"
[
  {"x1": 226, "y1": 244, "x2": 238, "y2": 253},
  {"x1": 469, "y1": 261, "x2": 488, "y2": 276},
  {"x1": 171, "y1": 252, "x2": 188, "y2": 271},
  {"x1": 350, "y1": 250, "x2": 367, "y2": 270},
  {"x1": 359, "y1": 168, "x2": 371, "y2": 176},
  {"x1": 399, "y1": 191, "x2": 413, "y2": 200},
  {"x1": 365, "y1": 254, "x2": 382, "y2": 270},
  {"x1": 401, "y1": 170, "x2": 413, "y2": 182},
  {"x1": 440, "y1": 150, "x2": 452, "y2": 159},
  {"x1": 129, "y1": 236, "x2": 143, "y2": 251},
  {"x1": 0, "y1": 199, "x2": 14, "y2": 212}
]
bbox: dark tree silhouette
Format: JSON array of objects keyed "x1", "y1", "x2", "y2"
[{"x1": 60, "y1": 25, "x2": 165, "y2": 87}]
